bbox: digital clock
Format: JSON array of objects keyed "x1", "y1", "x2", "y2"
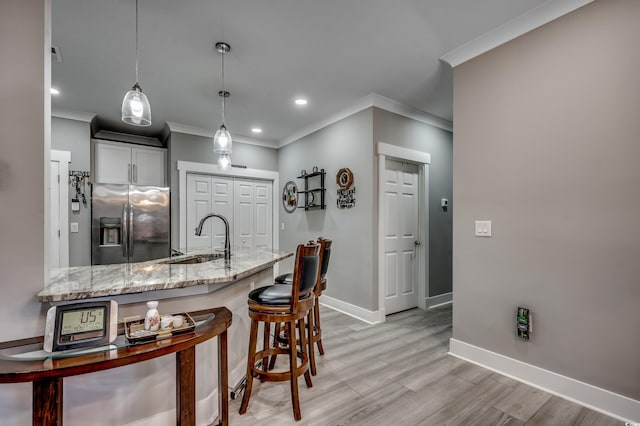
[{"x1": 44, "y1": 301, "x2": 118, "y2": 352}]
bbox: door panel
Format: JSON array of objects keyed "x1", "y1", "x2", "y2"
[
  {"x1": 211, "y1": 178, "x2": 234, "y2": 250},
  {"x1": 384, "y1": 159, "x2": 419, "y2": 314},
  {"x1": 253, "y1": 181, "x2": 272, "y2": 250},
  {"x1": 234, "y1": 180, "x2": 254, "y2": 248},
  {"x1": 186, "y1": 175, "x2": 213, "y2": 250}
]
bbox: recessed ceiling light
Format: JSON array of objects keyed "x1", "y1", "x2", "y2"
[
  {"x1": 251, "y1": 128, "x2": 262, "y2": 134},
  {"x1": 50, "y1": 87, "x2": 60, "y2": 95},
  {"x1": 294, "y1": 98, "x2": 308, "y2": 106}
]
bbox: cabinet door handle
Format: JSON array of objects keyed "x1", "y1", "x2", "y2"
[
  {"x1": 133, "y1": 164, "x2": 137, "y2": 183},
  {"x1": 128, "y1": 164, "x2": 132, "y2": 183}
]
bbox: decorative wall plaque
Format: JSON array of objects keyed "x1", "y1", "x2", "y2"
[
  {"x1": 336, "y1": 167, "x2": 356, "y2": 208},
  {"x1": 282, "y1": 181, "x2": 298, "y2": 213}
]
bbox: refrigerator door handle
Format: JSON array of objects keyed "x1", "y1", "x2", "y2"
[
  {"x1": 129, "y1": 204, "x2": 134, "y2": 257},
  {"x1": 121, "y1": 204, "x2": 128, "y2": 257}
]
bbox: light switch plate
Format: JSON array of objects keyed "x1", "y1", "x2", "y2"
[
  {"x1": 475, "y1": 220, "x2": 492, "y2": 237},
  {"x1": 70, "y1": 222, "x2": 79, "y2": 233}
]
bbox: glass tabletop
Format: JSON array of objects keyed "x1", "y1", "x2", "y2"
[{"x1": 0, "y1": 314, "x2": 215, "y2": 362}]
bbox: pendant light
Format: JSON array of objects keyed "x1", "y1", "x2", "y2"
[
  {"x1": 121, "y1": 0, "x2": 151, "y2": 127},
  {"x1": 213, "y1": 42, "x2": 232, "y2": 162}
]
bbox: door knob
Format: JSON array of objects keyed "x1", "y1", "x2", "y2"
[{"x1": 414, "y1": 240, "x2": 421, "y2": 246}]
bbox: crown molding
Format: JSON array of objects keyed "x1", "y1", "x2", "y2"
[
  {"x1": 278, "y1": 93, "x2": 452, "y2": 148},
  {"x1": 51, "y1": 108, "x2": 96, "y2": 123},
  {"x1": 166, "y1": 121, "x2": 278, "y2": 149},
  {"x1": 440, "y1": 0, "x2": 594, "y2": 68}
]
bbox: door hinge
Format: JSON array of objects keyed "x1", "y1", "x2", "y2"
[
  {"x1": 58, "y1": 229, "x2": 61, "y2": 238},
  {"x1": 57, "y1": 174, "x2": 60, "y2": 183}
]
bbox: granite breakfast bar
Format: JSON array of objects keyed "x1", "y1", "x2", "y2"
[{"x1": 36, "y1": 246, "x2": 293, "y2": 424}]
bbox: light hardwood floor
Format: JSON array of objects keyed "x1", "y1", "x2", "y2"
[{"x1": 229, "y1": 305, "x2": 622, "y2": 425}]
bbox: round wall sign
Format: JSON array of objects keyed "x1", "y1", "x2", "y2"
[
  {"x1": 336, "y1": 168, "x2": 354, "y2": 190},
  {"x1": 282, "y1": 181, "x2": 298, "y2": 213}
]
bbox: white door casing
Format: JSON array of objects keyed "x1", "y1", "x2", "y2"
[
  {"x1": 377, "y1": 142, "x2": 430, "y2": 321},
  {"x1": 384, "y1": 159, "x2": 419, "y2": 314},
  {"x1": 50, "y1": 150, "x2": 71, "y2": 269}
]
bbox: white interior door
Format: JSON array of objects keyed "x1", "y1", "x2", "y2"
[
  {"x1": 234, "y1": 180, "x2": 254, "y2": 249},
  {"x1": 186, "y1": 174, "x2": 234, "y2": 252},
  {"x1": 253, "y1": 181, "x2": 273, "y2": 250},
  {"x1": 233, "y1": 179, "x2": 273, "y2": 250},
  {"x1": 210, "y1": 176, "x2": 234, "y2": 250},
  {"x1": 384, "y1": 159, "x2": 419, "y2": 314},
  {"x1": 50, "y1": 150, "x2": 70, "y2": 269}
]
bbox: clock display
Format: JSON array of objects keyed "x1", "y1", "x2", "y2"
[{"x1": 60, "y1": 308, "x2": 105, "y2": 338}]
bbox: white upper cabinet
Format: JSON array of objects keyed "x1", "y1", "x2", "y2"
[{"x1": 94, "y1": 141, "x2": 166, "y2": 186}]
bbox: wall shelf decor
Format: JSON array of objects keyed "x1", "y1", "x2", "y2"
[
  {"x1": 336, "y1": 167, "x2": 356, "y2": 208},
  {"x1": 297, "y1": 168, "x2": 325, "y2": 210}
]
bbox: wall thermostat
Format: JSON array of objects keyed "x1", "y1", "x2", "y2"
[
  {"x1": 517, "y1": 307, "x2": 532, "y2": 340},
  {"x1": 44, "y1": 300, "x2": 118, "y2": 352}
]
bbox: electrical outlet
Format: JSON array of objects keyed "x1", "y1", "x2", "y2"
[
  {"x1": 70, "y1": 222, "x2": 79, "y2": 233},
  {"x1": 475, "y1": 220, "x2": 491, "y2": 237}
]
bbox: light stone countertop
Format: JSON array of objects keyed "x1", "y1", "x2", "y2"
[{"x1": 38, "y1": 247, "x2": 293, "y2": 303}]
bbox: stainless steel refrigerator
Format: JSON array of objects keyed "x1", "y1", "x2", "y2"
[{"x1": 91, "y1": 184, "x2": 170, "y2": 265}]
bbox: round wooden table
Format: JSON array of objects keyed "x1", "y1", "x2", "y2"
[{"x1": 0, "y1": 307, "x2": 231, "y2": 426}]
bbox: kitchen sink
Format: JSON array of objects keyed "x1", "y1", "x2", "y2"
[{"x1": 161, "y1": 253, "x2": 224, "y2": 265}]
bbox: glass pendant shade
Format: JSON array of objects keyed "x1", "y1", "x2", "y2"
[
  {"x1": 217, "y1": 154, "x2": 231, "y2": 170},
  {"x1": 121, "y1": 83, "x2": 151, "y2": 127},
  {"x1": 213, "y1": 124, "x2": 232, "y2": 154}
]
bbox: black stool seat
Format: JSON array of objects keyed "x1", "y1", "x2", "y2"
[
  {"x1": 249, "y1": 285, "x2": 312, "y2": 306},
  {"x1": 274, "y1": 273, "x2": 293, "y2": 285}
]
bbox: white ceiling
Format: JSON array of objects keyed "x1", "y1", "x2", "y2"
[{"x1": 51, "y1": 0, "x2": 552, "y2": 146}]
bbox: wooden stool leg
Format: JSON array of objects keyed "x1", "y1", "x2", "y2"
[
  {"x1": 287, "y1": 320, "x2": 302, "y2": 421},
  {"x1": 239, "y1": 318, "x2": 259, "y2": 415},
  {"x1": 314, "y1": 297, "x2": 324, "y2": 355},
  {"x1": 261, "y1": 322, "x2": 271, "y2": 381},
  {"x1": 267, "y1": 322, "x2": 280, "y2": 371},
  {"x1": 298, "y1": 316, "x2": 313, "y2": 388},
  {"x1": 307, "y1": 310, "x2": 317, "y2": 376}
]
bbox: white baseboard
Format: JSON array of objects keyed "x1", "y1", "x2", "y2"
[
  {"x1": 449, "y1": 338, "x2": 640, "y2": 423},
  {"x1": 426, "y1": 292, "x2": 452, "y2": 309},
  {"x1": 320, "y1": 295, "x2": 383, "y2": 324}
]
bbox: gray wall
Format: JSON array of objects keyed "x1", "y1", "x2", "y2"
[
  {"x1": 373, "y1": 107, "x2": 453, "y2": 297},
  {"x1": 0, "y1": 0, "x2": 47, "y2": 339},
  {"x1": 452, "y1": 0, "x2": 640, "y2": 400},
  {"x1": 0, "y1": 1, "x2": 47, "y2": 422},
  {"x1": 168, "y1": 132, "x2": 279, "y2": 248},
  {"x1": 279, "y1": 109, "x2": 376, "y2": 310},
  {"x1": 51, "y1": 117, "x2": 91, "y2": 266}
]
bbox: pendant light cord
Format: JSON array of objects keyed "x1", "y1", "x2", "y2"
[
  {"x1": 221, "y1": 49, "x2": 226, "y2": 125},
  {"x1": 135, "y1": 0, "x2": 139, "y2": 84}
]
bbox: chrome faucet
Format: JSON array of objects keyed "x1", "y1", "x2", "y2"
[{"x1": 195, "y1": 213, "x2": 231, "y2": 263}]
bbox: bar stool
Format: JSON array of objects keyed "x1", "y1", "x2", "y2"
[
  {"x1": 272, "y1": 237, "x2": 331, "y2": 376},
  {"x1": 239, "y1": 241, "x2": 320, "y2": 421}
]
